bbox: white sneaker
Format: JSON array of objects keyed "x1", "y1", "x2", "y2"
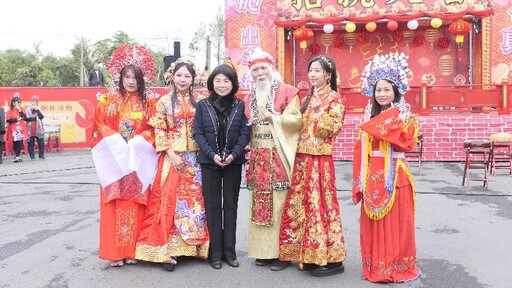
[
  {"x1": 12, "y1": 157, "x2": 20, "y2": 163},
  {"x1": 110, "y1": 260, "x2": 124, "y2": 267},
  {"x1": 124, "y1": 259, "x2": 138, "y2": 265}
]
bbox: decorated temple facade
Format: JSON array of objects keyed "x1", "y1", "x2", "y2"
[{"x1": 225, "y1": 0, "x2": 510, "y2": 110}]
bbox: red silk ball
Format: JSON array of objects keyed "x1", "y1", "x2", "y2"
[{"x1": 387, "y1": 21, "x2": 398, "y2": 31}]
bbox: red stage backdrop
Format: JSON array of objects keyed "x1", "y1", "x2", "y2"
[{"x1": 225, "y1": 0, "x2": 512, "y2": 88}]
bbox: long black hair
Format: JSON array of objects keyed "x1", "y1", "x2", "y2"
[
  {"x1": 301, "y1": 55, "x2": 338, "y2": 113},
  {"x1": 370, "y1": 79, "x2": 402, "y2": 118},
  {"x1": 170, "y1": 62, "x2": 198, "y2": 114},
  {"x1": 10, "y1": 95, "x2": 22, "y2": 110},
  {"x1": 118, "y1": 65, "x2": 146, "y2": 102}
]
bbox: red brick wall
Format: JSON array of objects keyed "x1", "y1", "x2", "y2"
[{"x1": 333, "y1": 114, "x2": 512, "y2": 161}]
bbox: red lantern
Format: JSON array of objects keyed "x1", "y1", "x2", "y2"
[
  {"x1": 293, "y1": 26, "x2": 314, "y2": 52},
  {"x1": 448, "y1": 19, "x2": 471, "y2": 43},
  {"x1": 393, "y1": 31, "x2": 404, "y2": 43},
  {"x1": 438, "y1": 36, "x2": 450, "y2": 49},
  {"x1": 333, "y1": 36, "x2": 343, "y2": 49},
  {"x1": 414, "y1": 34, "x2": 426, "y2": 47},
  {"x1": 309, "y1": 43, "x2": 320, "y2": 55},
  {"x1": 387, "y1": 21, "x2": 398, "y2": 31},
  {"x1": 356, "y1": 32, "x2": 369, "y2": 44}
]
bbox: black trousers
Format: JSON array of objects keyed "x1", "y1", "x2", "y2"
[
  {"x1": 13, "y1": 141, "x2": 23, "y2": 157},
  {"x1": 28, "y1": 136, "x2": 45, "y2": 158},
  {"x1": 201, "y1": 163, "x2": 242, "y2": 262}
]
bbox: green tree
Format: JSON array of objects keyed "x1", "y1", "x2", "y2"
[
  {"x1": 42, "y1": 55, "x2": 79, "y2": 87},
  {"x1": 189, "y1": 8, "x2": 225, "y2": 70},
  {"x1": 0, "y1": 31, "x2": 166, "y2": 87},
  {"x1": 0, "y1": 49, "x2": 60, "y2": 86}
]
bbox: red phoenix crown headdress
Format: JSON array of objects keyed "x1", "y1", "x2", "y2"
[{"x1": 107, "y1": 44, "x2": 157, "y2": 82}]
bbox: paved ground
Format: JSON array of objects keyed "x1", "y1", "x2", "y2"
[{"x1": 0, "y1": 149, "x2": 511, "y2": 288}]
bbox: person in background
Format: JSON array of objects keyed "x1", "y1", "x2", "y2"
[
  {"x1": 91, "y1": 44, "x2": 159, "y2": 268},
  {"x1": 193, "y1": 64, "x2": 250, "y2": 269},
  {"x1": 244, "y1": 48, "x2": 302, "y2": 271},
  {"x1": 135, "y1": 56, "x2": 209, "y2": 272},
  {"x1": 0, "y1": 105, "x2": 5, "y2": 164},
  {"x1": 353, "y1": 52, "x2": 421, "y2": 283},
  {"x1": 25, "y1": 95, "x2": 45, "y2": 160},
  {"x1": 5, "y1": 93, "x2": 27, "y2": 163},
  {"x1": 89, "y1": 63, "x2": 105, "y2": 87},
  {"x1": 223, "y1": 55, "x2": 238, "y2": 73},
  {"x1": 279, "y1": 55, "x2": 347, "y2": 277}
]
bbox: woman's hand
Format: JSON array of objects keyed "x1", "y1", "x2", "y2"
[
  {"x1": 167, "y1": 150, "x2": 185, "y2": 172},
  {"x1": 223, "y1": 154, "x2": 234, "y2": 165},
  {"x1": 213, "y1": 154, "x2": 227, "y2": 167},
  {"x1": 311, "y1": 97, "x2": 322, "y2": 115}
]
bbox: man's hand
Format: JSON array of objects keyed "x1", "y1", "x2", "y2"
[{"x1": 258, "y1": 107, "x2": 273, "y2": 122}]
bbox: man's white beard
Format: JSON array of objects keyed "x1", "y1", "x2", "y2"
[{"x1": 255, "y1": 78, "x2": 271, "y2": 99}]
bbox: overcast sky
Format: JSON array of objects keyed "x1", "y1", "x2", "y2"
[{"x1": 0, "y1": 0, "x2": 225, "y2": 58}]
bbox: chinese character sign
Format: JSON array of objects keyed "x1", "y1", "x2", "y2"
[{"x1": 225, "y1": 0, "x2": 277, "y2": 90}]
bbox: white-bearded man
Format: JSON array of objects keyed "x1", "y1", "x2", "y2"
[{"x1": 244, "y1": 48, "x2": 302, "y2": 271}]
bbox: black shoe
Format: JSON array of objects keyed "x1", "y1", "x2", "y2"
[
  {"x1": 226, "y1": 258, "x2": 239, "y2": 267},
  {"x1": 300, "y1": 263, "x2": 319, "y2": 271},
  {"x1": 310, "y1": 262, "x2": 345, "y2": 277},
  {"x1": 270, "y1": 260, "x2": 289, "y2": 271},
  {"x1": 255, "y1": 258, "x2": 273, "y2": 266},
  {"x1": 39, "y1": 156, "x2": 45, "y2": 160},
  {"x1": 210, "y1": 260, "x2": 222, "y2": 269},
  {"x1": 30, "y1": 156, "x2": 35, "y2": 160},
  {"x1": 162, "y1": 263, "x2": 175, "y2": 271}
]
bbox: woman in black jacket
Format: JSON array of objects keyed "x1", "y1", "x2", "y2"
[{"x1": 193, "y1": 64, "x2": 250, "y2": 270}]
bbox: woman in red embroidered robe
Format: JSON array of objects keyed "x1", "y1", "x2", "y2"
[
  {"x1": 5, "y1": 94, "x2": 28, "y2": 163},
  {"x1": 135, "y1": 58, "x2": 209, "y2": 271},
  {"x1": 92, "y1": 65, "x2": 158, "y2": 267},
  {"x1": 352, "y1": 78, "x2": 421, "y2": 282},
  {"x1": 279, "y1": 55, "x2": 347, "y2": 277}
]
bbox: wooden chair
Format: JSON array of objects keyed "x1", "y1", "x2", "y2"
[
  {"x1": 405, "y1": 133, "x2": 424, "y2": 174},
  {"x1": 462, "y1": 140, "x2": 491, "y2": 190},
  {"x1": 489, "y1": 141, "x2": 512, "y2": 176}
]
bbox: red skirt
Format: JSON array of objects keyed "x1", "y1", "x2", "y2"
[
  {"x1": 99, "y1": 194, "x2": 144, "y2": 261},
  {"x1": 279, "y1": 154, "x2": 346, "y2": 266},
  {"x1": 360, "y1": 182, "x2": 421, "y2": 282},
  {"x1": 135, "y1": 152, "x2": 209, "y2": 262}
]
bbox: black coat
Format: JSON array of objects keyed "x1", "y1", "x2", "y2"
[
  {"x1": 0, "y1": 107, "x2": 5, "y2": 143},
  {"x1": 88, "y1": 69, "x2": 104, "y2": 87},
  {"x1": 193, "y1": 95, "x2": 250, "y2": 165}
]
